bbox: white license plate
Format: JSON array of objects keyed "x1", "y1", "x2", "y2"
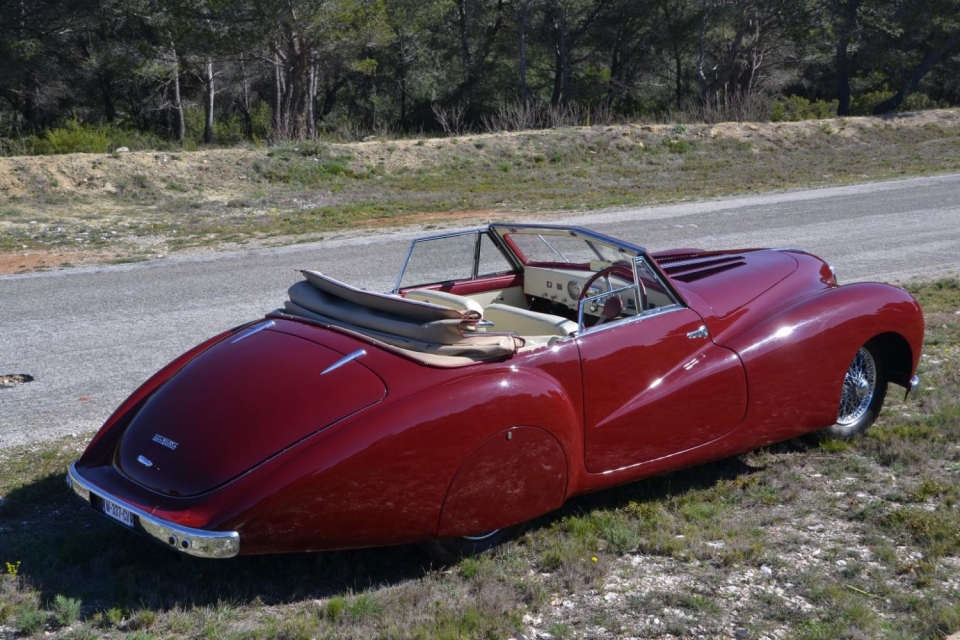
[{"x1": 102, "y1": 498, "x2": 134, "y2": 528}]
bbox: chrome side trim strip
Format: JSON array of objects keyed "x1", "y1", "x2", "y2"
[
  {"x1": 230, "y1": 320, "x2": 275, "y2": 344},
  {"x1": 66, "y1": 463, "x2": 240, "y2": 559},
  {"x1": 321, "y1": 349, "x2": 367, "y2": 375}
]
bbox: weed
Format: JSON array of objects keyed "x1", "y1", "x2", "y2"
[
  {"x1": 347, "y1": 593, "x2": 380, "y2": 620},
  {"x1": 129, "y1": 608, "x2": 158, "y2": 630},
  {"x1": 665, "y1": 138, "x2": 695, "y2": 153},
  {"x1": 458, "y1": 556, "x2": 483, "y2": 579},
  {"x1": 51, "y1": 594, "x2": 82, "y2": 626},
  {"x1": 14, "y1": 606, "x2": 46, "y2": 634},
  {"x1": 104, "y1": 606, "x2": 125, "y2": 627}
]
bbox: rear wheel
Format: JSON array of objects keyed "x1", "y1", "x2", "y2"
[
  {"x1": 818, "y1": 344, "x2": 887, "y2": 440},
  {"x1": 421, "y1": 524, "x2": 527, "y2": 565}
]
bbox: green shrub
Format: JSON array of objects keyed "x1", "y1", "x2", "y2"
[
  {"x1": 22, "y1": 120, "x2": 168, "y2": 155},
  {"x1": 37, "y1": 120, "x2": 111, "y2": 154},
  {"x1": 51, "y1": 594, "x2": 81, "y2": 626},
  {"x1": 770, "y1": 96, "x2": 839, "y2": 122},
  {"x1": 14, "y1": 606, "x2": 46, "y2": 634}
]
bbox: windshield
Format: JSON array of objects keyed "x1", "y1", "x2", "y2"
[{"x1": 503, "y1": 230, "x2": 634, "y2": 266}]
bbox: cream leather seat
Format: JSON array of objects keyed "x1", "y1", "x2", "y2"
[
  {"x1": 483, "y1": 303, "x2": 577, "y2": 337},
  {"x1": 404, "y1": 289, "x2": 484, "y2": 315}
]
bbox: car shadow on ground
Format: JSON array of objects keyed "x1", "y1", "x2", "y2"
[
  {"x1": 1, "y1": 474, "x2": 435, "y2": 611},
  {"x1": 1, "y1": 441, "x2": 815, "y2": 612}
]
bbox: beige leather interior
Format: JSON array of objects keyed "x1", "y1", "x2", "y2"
[{"x1": 483, "y1": 303, "x2": 577, "y2": 337}]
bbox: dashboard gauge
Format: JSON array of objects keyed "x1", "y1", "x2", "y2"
[{"x1": 566, "y1": 280, "x2": 582, "y2": 300}]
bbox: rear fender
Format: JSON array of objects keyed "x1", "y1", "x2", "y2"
[
  {"x1": 720, "y1": 283, "x2": 922, "y2": 442},
  {"x1": 221, "y1": 367, "x2": 581, "y2": 553}
]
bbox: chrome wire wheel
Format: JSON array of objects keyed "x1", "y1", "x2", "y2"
[{"x1": 837, "y1": 347, "x2": 877, "y2": 425}]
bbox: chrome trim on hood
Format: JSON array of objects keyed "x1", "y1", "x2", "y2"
[{"x1": 66, "y1": 463, "x2": 240, "y2": 559}]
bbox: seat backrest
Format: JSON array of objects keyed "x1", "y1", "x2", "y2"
[
  {"x1": 404, "y1": 289, "x2": 484, "y2": 315},
  {"x1": 483, "y1": 303, "x2": 577, "y2": 337}
]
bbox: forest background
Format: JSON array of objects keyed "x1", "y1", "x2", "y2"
[{"x1": 2, "y1": 0, "x2": 960, "y2": 154}]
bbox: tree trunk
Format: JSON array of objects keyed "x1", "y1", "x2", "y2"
[
  {"x1": 273, "y1": 47, "x2": 283, "y2": 133},
  {"x1": 99, "y1": 72, "x2": 116, "y2": 123},
  {"x1": 873, "y1": 31, "x2": 960, "y2": 114},
  {"x1": 457, "y1": 0, "x2": 471, "y2": 91},
  {"x1": 203, "y1": 59, "x2": 215, "y2": 144},
  {"x1": 170, "y1": 47, "x2": 185, "y2": 145},
  {"x1": 519, "y1": 0, "x2": 530, "y2": 102},
  {"x1": 306, "y1": 60, "x2": 317, "y2": 139},
  {"x1": 551, "y1": 8, "x2": 569, "y2": 106},
  {"x1": 238, "y1": 56, "x2": 253, "y2": 139},
  {"x1": 835, "y1": 0, "x2": 859, "y2": 116}
]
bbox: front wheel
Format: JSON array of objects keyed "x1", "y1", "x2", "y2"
[
  {"x1": 421, "y1": 524, "x2": 527, "y2": 565},
  {"x1": 818, "y1": 344, "x2": 887, "y2": 440}
]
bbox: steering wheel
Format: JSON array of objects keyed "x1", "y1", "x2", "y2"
[{"x1": 577, "y1": 264, "x2": 647, "y2": 323}]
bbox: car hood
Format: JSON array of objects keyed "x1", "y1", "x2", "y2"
[
  {"x1": 658, "y1": 249, "x2": 798, "y2": 319},
  {"x1": 116, "y1": 323, "x2": 386, "y2": 497}
]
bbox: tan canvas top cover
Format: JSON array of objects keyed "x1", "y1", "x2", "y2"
[{"x1": 280, "y1": 270, "x2": 521, "y2": 362}]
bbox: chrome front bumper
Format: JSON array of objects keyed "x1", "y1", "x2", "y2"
[{"x1": 66, "y1": 463, "x2": 240, "y2": 559}]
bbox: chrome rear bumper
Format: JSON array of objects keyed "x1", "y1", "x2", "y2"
[{"x1": 66, "y1": 463, "x2": 239, "y2": 559}]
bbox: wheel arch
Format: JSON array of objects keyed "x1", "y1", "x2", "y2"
[
  {"x1": 866, "y1": 331, "x2": 915, "y2": 390},
  {"x1": 436, "y1": 424, "x2": 568, "y2": 539}
]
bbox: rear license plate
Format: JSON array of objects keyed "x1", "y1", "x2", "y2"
[{"x1": 102, "y1": 498, "x2": 134, "y2": 528}]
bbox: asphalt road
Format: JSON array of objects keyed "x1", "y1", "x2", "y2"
[{"x1": 1, "y1": 175, "x2": 958, "y2": 449}]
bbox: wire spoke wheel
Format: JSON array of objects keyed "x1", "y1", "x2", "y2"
[
  {"x1": 818, "y1": 342, "x2": 886, "y2": 440},
  {"x1": 837, "y1": 347, "x2": 877, "y2": 425}
]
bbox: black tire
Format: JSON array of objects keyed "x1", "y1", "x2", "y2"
[
  {"x1": 421, "y1": 524, "x2": 527, "y2": 565},
  {"x1": 818, "y1": 343, "x2": 887, "y2": 440}
]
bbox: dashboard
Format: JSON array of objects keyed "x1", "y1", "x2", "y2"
[{"x1": 523, "y1": 266, "x2": 641, "y2": 316}]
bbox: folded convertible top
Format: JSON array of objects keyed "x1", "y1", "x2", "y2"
[{"x1": 280, "y1": 270, "x2": 522, "y2": 361}]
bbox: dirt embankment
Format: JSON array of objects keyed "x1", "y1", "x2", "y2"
[{"x1": 1, "y1": 109, "x2": 958, "y2": 275}]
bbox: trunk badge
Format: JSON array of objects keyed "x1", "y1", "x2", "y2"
[
  {"x1": 137, "y1": 455, "x2": 154, "y2": 468},
  {"x1": 152, "y1": 434, "x2": 179, "y2": 450}
]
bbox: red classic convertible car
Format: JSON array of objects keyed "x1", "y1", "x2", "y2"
[{"x1": 68, "y1": 223, "x2": 923, "y2": 561}]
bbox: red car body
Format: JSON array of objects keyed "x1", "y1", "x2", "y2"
[{"x1": 68, "y1": 224, "x2": 923, "y2": 559}]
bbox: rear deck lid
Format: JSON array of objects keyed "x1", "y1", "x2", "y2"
[{"x1": 116, "y1": 325, "x2": 385, "y2": 497}]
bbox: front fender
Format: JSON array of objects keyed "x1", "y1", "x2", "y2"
[{"x1": 719, "y1": 282, "x2": 923, "y2": 443}]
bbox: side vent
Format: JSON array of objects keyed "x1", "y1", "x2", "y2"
[{"x1": 657, "y1": 254, "x2": 747, "y2": 283}]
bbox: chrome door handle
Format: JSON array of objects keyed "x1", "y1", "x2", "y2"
[{"x1": 687, "y1": 325, "x2": 709, "y2": 340}]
